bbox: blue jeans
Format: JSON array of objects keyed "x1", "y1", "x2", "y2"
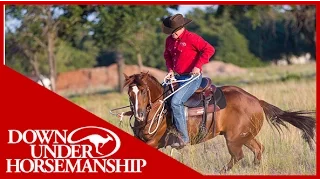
[{"x1": 171, "y1": 74, "x2": 202, "y2": 143}]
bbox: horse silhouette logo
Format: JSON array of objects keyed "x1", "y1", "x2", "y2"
[{"x1": 67, "y1": 126, "x2": 121, "y2": 158}]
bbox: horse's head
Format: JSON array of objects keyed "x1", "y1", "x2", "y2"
[{"x1": 123, "y1": 72, "x2": 153, "y2": 122}]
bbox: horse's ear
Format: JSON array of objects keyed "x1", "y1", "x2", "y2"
[
  {"x1": 140, "y1": 72, "x2": 147, "y2": 80},
  {"x1": 123, "y1": 78, "x2": 133, "y2": 88},
  {"x1": 141, "y1": 71, "x2": 149, "y2": 77},
  {"x1": 123, "y1": 73, "x2": 133, "y2": 88},
  {"x1": 123, "y1": 73, "x2": 129, "y2": 80}
]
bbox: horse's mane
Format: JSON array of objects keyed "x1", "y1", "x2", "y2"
[
  {"x1": 145, "y1": 74, "x2": 163, "y2": 90},
  {"x1": 124, "y1": 72, "x2": 163, "y2": 91}
]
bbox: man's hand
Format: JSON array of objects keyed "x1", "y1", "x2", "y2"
[
  {"x1": 165, "y1": 70, "x2": 176, "y2": 83},
  {"x1": 167, "y1": 70, "x2": 174, "y2": 78},
  {"x1": 191, "y1": 67, "x2": 201, "y2": 75}
]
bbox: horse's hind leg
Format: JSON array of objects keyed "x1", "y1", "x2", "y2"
[
  {"x1": 220, "y1": 140, "x2": 244, "y2": 174},
  {"x1": 244, "y1": 138, "x2": 264, "y2": 165}
]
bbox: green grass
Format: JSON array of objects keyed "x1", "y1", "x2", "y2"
[
  {"x1": 212, "y1": 63, "x2": 316, "y2": 86},
  {"x1": 66, "y1": 64, "x2": 316, "y2": 175}
]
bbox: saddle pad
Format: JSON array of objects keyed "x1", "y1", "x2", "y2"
[{"x1": 186, "y1": 104, "x2": 222, "y2": 117}]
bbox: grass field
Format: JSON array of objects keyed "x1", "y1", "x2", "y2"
[{"x1": 67, "y1": 64, "x2": 316, "y2": 175}]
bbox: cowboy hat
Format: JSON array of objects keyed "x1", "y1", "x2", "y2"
[{"x1": 162, "y1": 14, "x2": 192, "y2": 34}]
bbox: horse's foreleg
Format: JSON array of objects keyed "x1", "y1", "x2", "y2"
[
  {"x1": 146, "y1": 138, "x2": 159, "y2": 148},
  {"x1": 145, "y1": 120, "x2": 168, "y2": 149}
]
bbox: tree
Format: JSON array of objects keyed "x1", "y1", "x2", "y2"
[
  {"x1": 5, "y1": 32, "x2": 37, "y2": 76},
  {"x1": 186, "y1": 7, "x2": 263, "y2": 67},
  {"x1": 5, "y1": 5, "x2": 65, "y2": 91},
  {"x1": 216, "y1": 5, "x2": 316, "y2": 62},
  {"x1": 5, "y1": 5, "x2": 99, "y2": 91},
  {"x1": 92, "y1": 5, "x2": 173, "y2": 93}
]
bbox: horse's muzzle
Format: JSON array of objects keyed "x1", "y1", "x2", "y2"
[{"x1": 135, "y1": 112, "x2": 145, "y2": 121}]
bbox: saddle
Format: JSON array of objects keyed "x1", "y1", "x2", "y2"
[
  {"x1": 184, "y1": 77, "x2": 227, "y2": 116},
  {"x1": 165, "y1": 77, "x2": 227, "y2": 142}
]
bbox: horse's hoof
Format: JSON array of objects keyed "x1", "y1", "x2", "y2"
[
  {"x1": 253, "y1": 160, "x2": 261, "y2": 166},
  {"x1": 170, "y1": 142, "x2": 186, "y2": 150},
  {"x1": 219, "y1": 167, "x2": 228, "y2": 174}
]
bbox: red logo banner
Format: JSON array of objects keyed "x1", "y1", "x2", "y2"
[{"x1": 0, "y1": 65, "x2": 202, "y2": 179}]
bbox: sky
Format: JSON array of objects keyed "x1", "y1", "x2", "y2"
[
  {"x1": 168, "y1": 5, "x2": 213, "y2": 15},
  {"x1": 5, "y1": 5, "x2": 213, "y2": 32}
]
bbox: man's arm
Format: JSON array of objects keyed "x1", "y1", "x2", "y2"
[
  {"x1": 192, "y1": 34, "x2": 215, "y2": 69},
  {"x1": 164, "y1": 39, "x2": 174, "y2": 72}
]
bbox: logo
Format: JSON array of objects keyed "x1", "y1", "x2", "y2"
[
  {"x1": 180, "y1": 42, "x2": 186, "y2": 46},
  {"x1": 67, "y1": 126, "x2": 120, "y2": 158},
  {"x1": 6, "y1": 126, "x2": 147, "y2": 173}
]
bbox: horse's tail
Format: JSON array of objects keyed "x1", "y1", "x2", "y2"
[{"x1": 259, "y1": 100, "x2": 316, "y2": 151}]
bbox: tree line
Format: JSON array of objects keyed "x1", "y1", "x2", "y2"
[{"x1": 5, "y1": 5, "x2": 316, "y2": 92}]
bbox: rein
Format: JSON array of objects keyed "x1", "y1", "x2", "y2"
[
  {"x1": 110, "y1": 74, "x2": 201, "y2": 140},
  {"x1": 146, "y1": 74, "x2": 200, "y2": 135}
]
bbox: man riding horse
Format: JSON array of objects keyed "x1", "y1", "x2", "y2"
[
  {"x1": 162, "y1": 14, "x2": 215, "y2": 148},
  {"x1": 112, "y1": 13, "x2": 315, "y2": 173}
]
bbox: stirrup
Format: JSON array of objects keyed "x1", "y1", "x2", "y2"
[
  {"x1": 199, "y1": 125, "x2": 207, "y2": 135},
  {"x1": 195, "y1": 125, "x2": 207, "y2": 143}
]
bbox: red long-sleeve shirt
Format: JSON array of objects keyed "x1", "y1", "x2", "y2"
[{"x1": 163, "y1": 29, "x2": 215, "y2": 75}]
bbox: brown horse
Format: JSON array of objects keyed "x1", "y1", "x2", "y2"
[{"x1": 121, "y1": 72, "x2": 315, "y2": 173}]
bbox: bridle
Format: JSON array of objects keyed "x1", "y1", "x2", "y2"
[
  {"x1": 128, "y1": 82, "x2": 154, "y2": 116},
  {"x1": 111, "y1": 73, "x2": 200, "y2": 141},
  {"x1": 128, "y1": 82, "x2": 170, "y2": 141}
]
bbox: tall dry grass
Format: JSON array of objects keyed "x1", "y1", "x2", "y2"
[
  {"x1": 68, "y1": 78, "x2": 316, "y2": 175},
  {"x1": 163, "y1": 79, "x2": 316, "y2": 175}
]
